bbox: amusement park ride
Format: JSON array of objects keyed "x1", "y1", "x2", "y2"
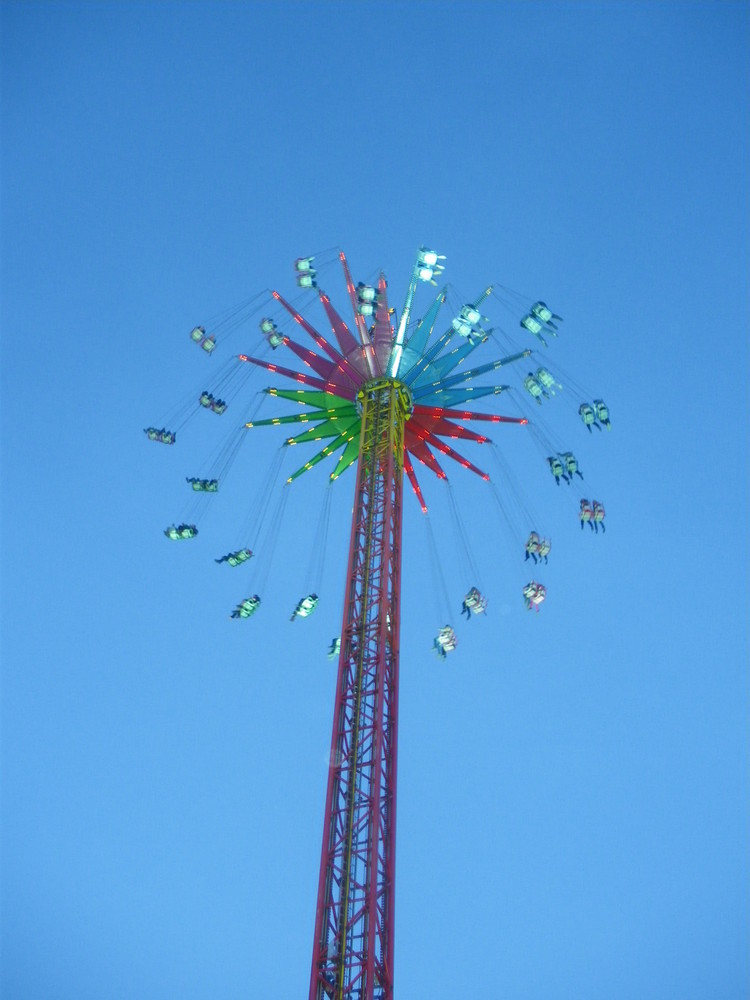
[{"x1": 146, "y1": 247, "x2": 609, "y2": 999}]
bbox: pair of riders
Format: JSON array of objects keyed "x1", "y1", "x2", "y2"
[
  {"x1": 580, "y1": 499, "x2": 606, "y2": 532},
  {"x1": 434, "y1": 625, "x2": 458, "y2": 659},
  {"x1": 164, "y1": 523, "x2": 197, "y2": 540},
  {"x1": 186, "y1": 477, "x2": 218, "y2": 493},
  {"x1": 523, "y1": 581, "x2": 546, "y2": 611},
  {"x1": 291, "y1": 593, "x2": 319, "y2": 621},
  {"x1": 525, "y1": 532, "x2": 551, "y2": 564},
  {"x1": 231, "y1": 596, "x2": 261, "y2": 619},
  {"x1": 199, "y1": 391, "x2": 227, "y2": 414},
  {"x1": 579, "y1": 400, "x2": 611, "y2": 431},
  {"x1": 215, "y1": 548, "x2": 252, "y2": 567},
  {"x1": 190, "y1": 326, "x2": 216, "y2": 353},
  {"x1": 520, "y1": 300, "x2": 563, "y2": 348},
  {"x1": 145, "y1": 427, "x2": 175, "y2": 444},
  {"x1": 461, "y1": 587, "x2": 487, "y2": 619},
  {"x1": 524, "y1": 367, "x2": 559, "y2": 404},
  {"x1": 548, "y1": 452, "x2": 583, "y2": 485}
]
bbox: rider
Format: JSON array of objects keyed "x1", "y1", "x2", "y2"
[
  {"x1": 560, "y1": 452, "x2": 584, "y2": 481},
  {"x1": 592, "y1": 501, "x2": 606, "y2": 533},
  {"x1": 525, "y1": 531, "x2": 541, "y2": 562},
  {"x1": 548, "y1": 456, "x2": 568, "y2": 485},
  {"x1": 579, "y1": 499, "x2": 594, "y2": 531}
]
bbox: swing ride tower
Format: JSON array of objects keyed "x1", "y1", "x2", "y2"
[
  {"x1": 310, "y1": 377, "x2": 409, "y2": 999},
  {"x1": 222, "y1": 248, "x2": 545, "y2": 998},
  {"x1": 150, "y1": 240, "x2": 610, "y2": 998}
]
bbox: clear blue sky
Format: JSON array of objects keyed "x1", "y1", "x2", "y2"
[{"x1": 2, "y1": 2, "x2": 748, "y2": 998}]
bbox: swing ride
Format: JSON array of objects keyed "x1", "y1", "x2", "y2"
[{"x1": 146, "y1": 246, "x2": 610, "y2": 1000}]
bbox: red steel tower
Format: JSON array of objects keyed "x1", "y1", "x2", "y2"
[{"x1": 310, "y1": 378, "x2": 408, "y2": 998}]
